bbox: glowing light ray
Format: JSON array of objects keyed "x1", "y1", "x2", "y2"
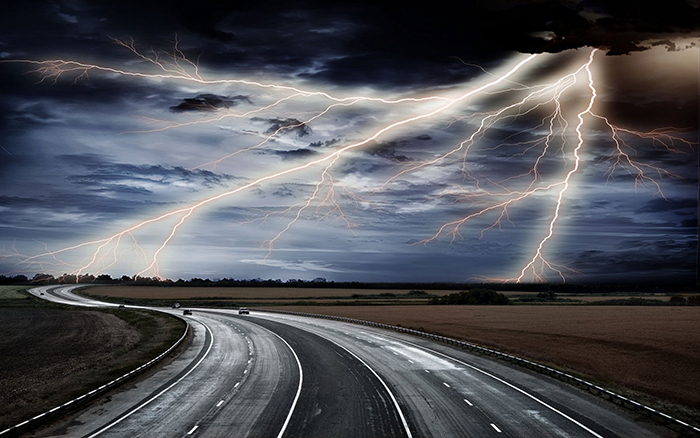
[
  {"x1": 376, "y1": 67, "x2": 584, "y2": 192},
  {"x1": 4, "y1": 47, "x2": 454, "y2": 105},
  {"x1": 6, "y1": 41, "x2": 691, "y2": 283},
  {"x1": 592, "y1": 114, "x2": 688, "y2": 197},
  {"x1": 19, "y1": 53, "x2": 537, "y2": 278},
  {"x1": 195, "y1": 98, "x2": 363, "y2": 170},
  {"x1": 125, "y1": 92, "x2": 305, "y2": 134},
  {"x1": 513, "y1": 48, "x2": 599, "y2": 283},
  {"x1": 262, "y1": 155, "x2": 342, "y2": 260}
]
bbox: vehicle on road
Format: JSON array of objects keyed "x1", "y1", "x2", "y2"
[
  {"x1": 238, "y1": 308, "x2": 250, "y2": 315},
  {"x1": 118, "y1": 304, "x2": 125, "y2": 308},
  {"x1": 183, "y1": 309, "x2": 193, "y2": 315}
]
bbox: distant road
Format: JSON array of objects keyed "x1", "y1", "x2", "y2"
[{"x1": 25, "y1": 285, "x2": 673, "y2": 437}]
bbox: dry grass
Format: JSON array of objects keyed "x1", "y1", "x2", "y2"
[
  {"x1": 268, "y1": 305, "x2": 700, "y2": 411},
  {"x1": 0, "y1": 308, "x2": 185, "y2": 430}
]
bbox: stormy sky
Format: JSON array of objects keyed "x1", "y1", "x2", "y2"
[{"x1": 0, "y1": 1, "x2": 698, "y2": 283}]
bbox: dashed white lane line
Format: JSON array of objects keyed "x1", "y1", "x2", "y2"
[
  {"x1": 424, "y1": 369, "x2": 430, "y2": 373},
  {"x1": 392, "y1": 351, "x2": 398, "y2": 355},
  {"x1": 187, "y1": 425, "x2": 199, "y2": 435},
  {"x1": 464, "y1": 398, "x2": 473, "y2": 406},
  {"x1": 491, "y1": 423, "x2": 502, "y2": 433},
  {"x1": 397, "y1": 338, "x2": 604, "y2": 438},
  {"x1": 442, "y1": 382, "x2": 451, "y2": 388},
  {"x1": 408, "y1": 359, "x2": 414, "y2": 364},
  {"x1": 216, "y1": 400, "x2": 224, "y2": 408},
  {"x1": 234, "y1": 382, "x2": 240, "y2": 388}
]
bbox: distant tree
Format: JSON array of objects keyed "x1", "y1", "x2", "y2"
[
  {"x1": 429, "y1": 289, "x2": 510, "y2": 305},
  {"x1": 669, "y1": 295, "x2": 687, "y2": 305},
  {"x1": 537, "y1": 290, "x2": 557, "y2": 301},
  {"x1": 96, "y1": 274, "x2": 113, "y2": 283},
  {"x1": 688, "y1": 295, "x2": 700, "y2": 306}
]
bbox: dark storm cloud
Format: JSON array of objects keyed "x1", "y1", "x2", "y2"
[
  {"x1": 573, "y1": 237, "x2": 697, "y2": 282},
  {"x1": 2, "y1": 1, "x2": 699, "y2": 91},
  {"x1": 252, "y1": 118, "x2": 312, "y2": 137},
  {"x1": 170, "y1": 94, "x2": 252, "y2": 112},
  {"x1": 309, "y1": 138, "x2": 342, "y2": 148},
  {"x1": 365, "y1": 142, "x2": 411, "y2": 162},
  {"x1": 269, "y1": 148, "x2": 318, "y2": 160},
  {"x1": 640, "y1": 197, "x2": 697, "y2": 213},
  {"x1": 61, "y1": 154, "x2": 236, "y2": 189},
  {"x1": 0, "y1": 194, "x2": 141, "y2": 216}
]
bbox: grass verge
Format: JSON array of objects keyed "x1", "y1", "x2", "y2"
[{"x1": 0, "y1": 287, "x2": 186, "y2": 432}]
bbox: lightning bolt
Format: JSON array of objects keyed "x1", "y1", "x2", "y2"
[{"x1": 2, "y1": 40, "x2": 694, "y2": 282}]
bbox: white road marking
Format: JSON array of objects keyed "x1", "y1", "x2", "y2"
[
  {"x1": 253, "y1": 325, "x2": 304, "y2": 438},
  {"x1": 187, "y1": 425, "x2": 199, "y2": 435},
  {"x1": 491, "y1": 423, "x2": 502, "y2": 433},
  {"x1": 443, "y1": 382, "x2": 451, "y2": 388},
  {"x1": 310, "y1": 332, "x2": 414, "y2": 438},
  {"x1": 424, "y1": 370, "x2": 430, "y2": 373},
  {"x1": 398, "y1": 339, "x2": 604, "y2": 438},
  {"x1": 216, "y1": 400, "x2": 224, "y2": 407},
  {"x1": 234, "y1": 382, "x2": 240, "y2": 388},
  {"x1": 85, "y1": 321, "x2": 215, "y2": 438},
  {"x1": 0, "y1": 288, "x2": 190, "y2": 437},
  {"x1": 408, "y1": 360, "x2": 414, "y2": 364},
  {"x1": 464, "y1": 398, "x2": 473, "y2": 406}
]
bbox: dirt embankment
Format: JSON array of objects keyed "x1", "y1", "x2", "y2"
[
  {"x1": 270, "y1": 305, "x2": 700, "y2": 413},
  {"x1": 0, "y1": 308, "x2": 185, "y2": 430}
]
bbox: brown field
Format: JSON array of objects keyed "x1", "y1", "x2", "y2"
[
  {"x1": 86, "y1": 286, "x2": 457, "y2": 300},
  {"x1": 267, "y1": 305, "x2": 700, "y2": 412},
  {"x1": 86, "y1": 286, "x2": 679, "y2": 304}
]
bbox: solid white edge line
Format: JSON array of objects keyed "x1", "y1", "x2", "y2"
[
  {"x1": 398, "y1": 338, "x2": 604, "y2": 438},
  {"x1": 85, "y1": 320, "x2": 215, "y2": 438},
  {"x1": 311, "y1": 332, "x2": 414, "y2": 438},
  {"x1": 0, "y1": 286, "x2": 190, "y2": 437},
  {"x1": 252, "y1": 325, "x2": 303, "y2": 438}
]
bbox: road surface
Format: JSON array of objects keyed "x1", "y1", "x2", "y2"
[{"x1": 19, "y1": 285, "x2": 674, "y2": 437}]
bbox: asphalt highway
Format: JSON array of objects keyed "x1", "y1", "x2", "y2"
[{"x1": 21, "y1": 286, "x2": 675, "y2": 438}]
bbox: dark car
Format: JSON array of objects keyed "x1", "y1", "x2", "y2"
[
  {"x1": 183, "y1": 309, "x2": 193, "y2": 315},
  {"x1": 238, "y1": 308, "x2": 250, "y2": 315},
  {"x1": 118, "y1": 304, "x2": 125, "y2": 308}
]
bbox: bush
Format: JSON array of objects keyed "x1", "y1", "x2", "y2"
[
  {"x1": 429, "y1": 288, "x2": 510, "y2": 305},
  {"x1": 537, "y1": 290, "x2": 557, "y2": 301},
  {"x1": 669, "y1": 295, "x2": 687, "y2": 305}
]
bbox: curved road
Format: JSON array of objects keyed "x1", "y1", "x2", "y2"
[{"x1": 21, "y1": 286, "x2": 674, "y2": 438}]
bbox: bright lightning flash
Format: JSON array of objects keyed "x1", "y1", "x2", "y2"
[{"x1": 1, "y1": 40, "x2": 694, "y2": 283}]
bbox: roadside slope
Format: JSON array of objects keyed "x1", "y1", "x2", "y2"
[{"x1": 0, "y1": 292, "x2": 185, "y2": 431}]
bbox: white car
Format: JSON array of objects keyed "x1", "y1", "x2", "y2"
[{"x1": 238, "y1": 308, "x2": 250, "y2": 315}]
